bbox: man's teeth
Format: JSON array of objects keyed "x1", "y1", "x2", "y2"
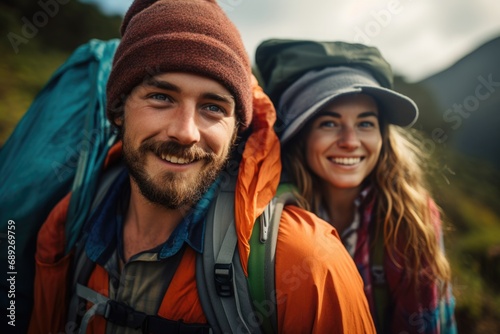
[
  {"x1": 161, "y1": 154, "x2": 193, "y2": 164},
  {"x1": 332, "y1": 157, "x2": 361, "y2": 165}
]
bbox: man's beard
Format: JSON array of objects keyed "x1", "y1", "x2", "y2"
[{"x1": 122, "y1": 136, "x2": 231, "y2": 210}]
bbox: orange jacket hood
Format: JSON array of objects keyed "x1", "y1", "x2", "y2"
[{"x1": 235, "y1": 76, "x2": 281, "y2": 276}]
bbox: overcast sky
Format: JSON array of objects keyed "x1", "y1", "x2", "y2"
[{"x1": 85, "y1": 0, "x2": 500, "y2": 82}]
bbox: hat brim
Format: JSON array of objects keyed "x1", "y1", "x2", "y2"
[{"x1": 280, "y1": 85, "x2": 418, "y2": 144}]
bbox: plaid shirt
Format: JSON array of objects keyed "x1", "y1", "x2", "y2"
[
  {"x1": 85, "y1": 170, "x2": 220, "y2": 334},
  {"x1": 320, "y1": 187, "x2": 457, "y2": 334}
]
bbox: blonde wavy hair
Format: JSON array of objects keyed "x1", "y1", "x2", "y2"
[{"x1": 282, "y1": 119, "x2": 451, "y2": 290}]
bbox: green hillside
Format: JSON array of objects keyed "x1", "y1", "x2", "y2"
[
  {"x1": 0, "y1": 1, "x2": 121, "y2": 144},
  {"x1": 430, "y1": 151, "x2": 500, "y2": 333},
  {"x1": 0, "y1": 46, "x2": 67, "y2": 144}
]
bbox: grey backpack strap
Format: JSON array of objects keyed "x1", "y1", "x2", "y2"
[
  {"x1": 76, "y1": 283, "x2": 110, "y2": 334},
  {"x1": 197, "y1": 176, "x2": 262, "y2": 334},
  {"x1": 198, "y1": 177, "x2": 297, "y2": 334},
  {"x1": 68, "y1": 162, "x2": 126, "y2": 324},
  {"x1": 89, "y1": 162, "x2": 126, "y2": 214}
]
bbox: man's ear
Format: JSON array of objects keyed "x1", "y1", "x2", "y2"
[{"x1": 114, "y1": 115, "x2": 124, "y2": 127}]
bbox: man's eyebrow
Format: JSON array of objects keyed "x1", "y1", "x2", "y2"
[
  {"x1": 202, "y1": 92, "x2": 235, "y2": 106},
  {"x1": 142, "y1": 79, "x2": 234, "y2": 105},
  {"x1": 144, "y1": 78, "x2": 180, "y2": 92}
]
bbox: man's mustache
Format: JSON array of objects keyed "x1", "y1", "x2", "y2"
[{"x1": 140, "y1": 139, "x2": 216, "y2": 163}]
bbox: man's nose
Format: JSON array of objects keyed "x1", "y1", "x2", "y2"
[{"x1": 165, "y1": 104, "x2": 201, "y2": 145}]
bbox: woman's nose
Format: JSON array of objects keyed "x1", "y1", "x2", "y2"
[{"x1": 337, "y1": 127, "x2": 360, "y2": 150}]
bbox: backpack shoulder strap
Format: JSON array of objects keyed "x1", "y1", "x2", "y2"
[
  {"x1": 197, "y1": 179, "x2": 297, "y2": 334},
  {"x1": 371, "y1": 218, "x2": 390, "y2": 333},
  {"x1": 196, "y1": 176, "x2": 259, "y2": 334},
  {"x1": 67, "y1": 162, "x2": 125, "y2": 324},
  {"x1": 248, "y1": 183, "x2": 297, "y2": 333}
]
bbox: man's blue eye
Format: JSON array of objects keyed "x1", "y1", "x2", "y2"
[
  {"x1": 205, "y1": 105, "x2": 225, "y2": 114},
  {"x1": 207, "y1": 105, "x2": 220, "y2": 111},
  {"x1": 151, "y1": 93, "x2": 170, "y2": 101}
]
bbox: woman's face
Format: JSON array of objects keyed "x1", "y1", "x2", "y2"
[{"x1": 305, "y1": 93, "x2": 382, "y2": 191}]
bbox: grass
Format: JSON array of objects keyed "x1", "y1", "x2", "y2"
[
  {"x1": 0, "y1": 44, "x2": 68, "y2": 144},
  {"x1": 429, "y1": 149, "x2": 500, "y2": 333}
]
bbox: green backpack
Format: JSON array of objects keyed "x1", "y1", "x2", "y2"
[{"x1": 254, "y1": 38, "x2": 395, "y2": 105}]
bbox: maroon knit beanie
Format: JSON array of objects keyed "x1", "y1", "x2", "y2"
[{"x1": 106, "y1": 0, "x2": 252, "y2": 129}]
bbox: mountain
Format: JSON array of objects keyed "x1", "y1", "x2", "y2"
[
  {"x1": 415, "y1": 37, "x2": 500, "y2": 168},
  {"x1": 393, "y1": 37, "x2": 500, "y2": 333}
]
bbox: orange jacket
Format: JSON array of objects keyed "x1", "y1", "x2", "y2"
[{"x1": 29, "y1": 78, "x2": 375, "y2": 333}]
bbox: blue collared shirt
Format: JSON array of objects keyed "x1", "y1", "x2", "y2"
[
  {"x1": 85, "y1": 169, "x2": 220, "y2": 265},
  {"x1": 83, "y1": 169, "x2": 221, "y2": 328}
]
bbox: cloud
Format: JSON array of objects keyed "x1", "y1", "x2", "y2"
[
  {"x1": 80, "y1": 0, "x2": 133, "y2": 15},
  {"x1": 86, "y1": 0, "x2": 500, "y2": 82},
  {"x1": 224, "y1": 0, "x2": 500, "y2": 81}
]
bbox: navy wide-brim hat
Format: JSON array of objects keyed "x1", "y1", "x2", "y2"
[{"x1": 278, "y1": 66, "x2": 419, "y2": 144}]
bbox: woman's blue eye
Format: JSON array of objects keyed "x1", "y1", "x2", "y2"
[
  {"x1": 359, "y1": 121, "x2": 375, "y2": 128},
  {"x1": 319, "y1": 121, "x2": 336, "y2": 128}
]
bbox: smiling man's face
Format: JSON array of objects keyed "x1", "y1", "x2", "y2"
[{"x1": 118, "y1": 72, "x2": 237, "y2": 209}]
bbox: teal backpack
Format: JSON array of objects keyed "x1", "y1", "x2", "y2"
[
  {"x1": 0, "y1": 39, "x2": 296, "y2": 333},
  {"x1": 0, "y1": 39, "x2": 119, "y2": 332}
]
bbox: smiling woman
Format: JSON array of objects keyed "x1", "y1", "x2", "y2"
[
  {"x1": 256, "y1": 39, "x2": 457, "y2": 334},
  {"x1": 304, "y1": 94, "x2": 382, "y2": 199}
]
